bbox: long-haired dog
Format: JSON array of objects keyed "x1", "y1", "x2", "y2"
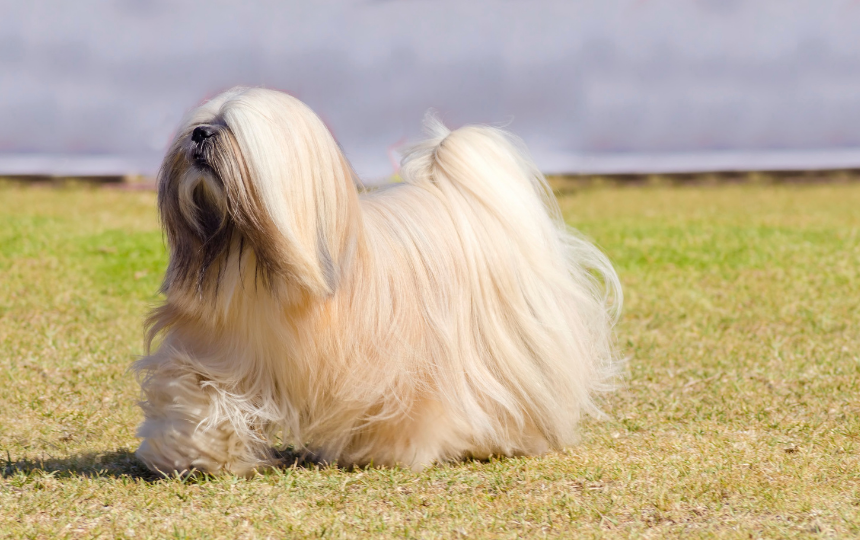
[{"x1": 134, "y1": 87, "x2": 621, "y2": 475}]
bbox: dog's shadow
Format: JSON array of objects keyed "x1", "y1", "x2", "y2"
[
  {"x1": 3, "y1": 449, "x2": 159, "y2": 481},
  {"x1": 2, "y1": 448, "x2": 316, "y2": 483}
]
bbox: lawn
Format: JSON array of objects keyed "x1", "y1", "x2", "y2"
[{"x1": 0, "y1": 181, "x2": 858, "y2": 538}]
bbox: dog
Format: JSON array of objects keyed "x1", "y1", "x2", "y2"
[{"x1": 134, "y1": 87, "x2": 621, "y2": 475}]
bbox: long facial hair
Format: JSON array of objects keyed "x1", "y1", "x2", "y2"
[
  {"x1": 158, "y1": 123, "x2": 273, "y2": 295},
  {"x1": 155, "y1": 89, "x2": 358, "y2": 310}
]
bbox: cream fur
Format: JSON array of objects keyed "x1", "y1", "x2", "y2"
[{"x1": 134, "y1": 87, "x2": 621, "y2": 476}]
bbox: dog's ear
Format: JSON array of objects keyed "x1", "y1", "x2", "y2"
[{"x1": 218, "y1": 89, "x2": 359, "y2": 297}]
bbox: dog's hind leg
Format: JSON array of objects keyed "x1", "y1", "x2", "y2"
[{"x1": 134, "y1": 354, "x2": 274, "y2": 477}]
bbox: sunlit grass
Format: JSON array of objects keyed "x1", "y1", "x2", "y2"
[{"x1": 1, "y1": 182, "x2": 858, "y2": 538}]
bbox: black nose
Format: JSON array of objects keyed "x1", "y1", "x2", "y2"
[{"x1": 192, "y1": 126, "x2": 215, "y2": 144}]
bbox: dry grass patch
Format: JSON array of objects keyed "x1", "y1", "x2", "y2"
[{"x1": 1, "y1": 182, "x2": 858, "y2": 538}]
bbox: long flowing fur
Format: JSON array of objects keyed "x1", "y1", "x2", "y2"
[{"x1": 134, "y1": 87, "x2": 621, "y2": 476}]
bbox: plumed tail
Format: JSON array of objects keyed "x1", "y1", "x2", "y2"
[{"x1": 402, "y1": 113, "x2": 621, "y2": 323}]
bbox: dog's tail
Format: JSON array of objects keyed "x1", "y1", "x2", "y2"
[
  {"x1": 399, "y1": 114, "x2": 622, "y2": 444},
  {"x1": 400, "y1": 113, "x2": 621, "y2": 323}
]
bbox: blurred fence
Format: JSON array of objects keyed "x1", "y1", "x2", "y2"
[{"x1": 2, "y1": 0, "x2": 859, "y2": 182}]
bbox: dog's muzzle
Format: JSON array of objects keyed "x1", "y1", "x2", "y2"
[
  {"x1": 192, "y1": 126, "x2": 215, "y2": 144},
  {"x1": 191, "y1": 125, "x2": 217, "y2": 168}
]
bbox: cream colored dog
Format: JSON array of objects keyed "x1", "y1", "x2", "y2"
[{"x1": 134, "y1": 87, "x2": 621, "y2": 476}]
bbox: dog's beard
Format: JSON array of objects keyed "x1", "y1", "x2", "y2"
[
  {"x1": 159, "y1": 125, "x2": 270, "y2": 296},
  {"x1": 178, "y1": 167, "x2": 234, "y2": 291}
]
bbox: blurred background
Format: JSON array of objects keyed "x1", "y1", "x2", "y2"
[{"x1": 1, "y1": 0, "x2": 859, "y2": 183}]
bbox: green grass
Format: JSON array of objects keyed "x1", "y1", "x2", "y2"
[{"x1": 1, "y1": 182, "x2": 858, "y2": 538}]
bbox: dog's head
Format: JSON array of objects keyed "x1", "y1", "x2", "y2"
[{"x1": 158, "y1": 88, "x2": 358, "y2": 300}]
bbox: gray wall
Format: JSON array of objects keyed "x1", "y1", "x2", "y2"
[{"x1": 2, "y1": 0, "x2": 860, "y2": 180}]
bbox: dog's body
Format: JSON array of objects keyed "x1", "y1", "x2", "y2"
[{"x1": 135, "y1": 88, "x2": 621, "y2": 475}]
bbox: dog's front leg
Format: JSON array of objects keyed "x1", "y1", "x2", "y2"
[{"x1": 134, "y1": 354, "x2": 272, "y2": 477}]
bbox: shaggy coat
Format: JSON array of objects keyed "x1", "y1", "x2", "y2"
[{"x1": 134, "y1": 87, "x2": 621, "y2": 475}]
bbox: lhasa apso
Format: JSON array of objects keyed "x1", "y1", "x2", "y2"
[{"x1": 134, "y1": 87, "x2": 621, "y2": 475}]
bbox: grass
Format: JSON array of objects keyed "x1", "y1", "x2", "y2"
[{"x1": 0, "y1": 181, "x2": 858, "y2": 538}]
